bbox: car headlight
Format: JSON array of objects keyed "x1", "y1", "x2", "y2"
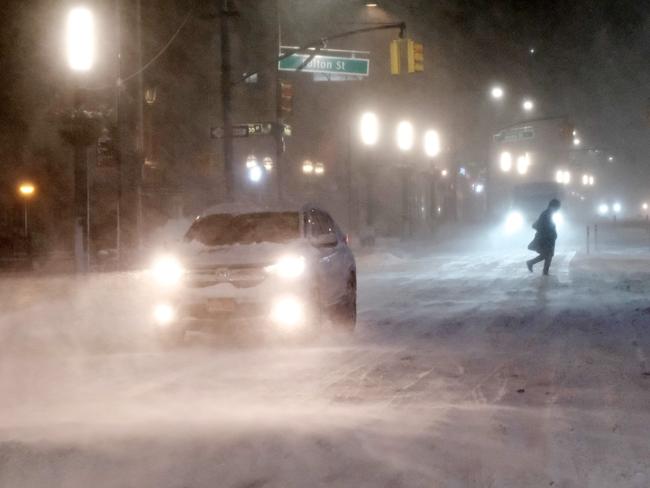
[
  {"x1": 505, "y1": 210, "x2": 524, "y2": 234},
  {"x1": 265, "y1": 255, "x2": 306, "y2": 279},
  {"x1": 151, "y1": 255, "x2": 184, "y2": 286}
]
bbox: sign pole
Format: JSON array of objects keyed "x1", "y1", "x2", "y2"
[{"x1": 220, "y1": 0, "x2": 234, "y2": 202}]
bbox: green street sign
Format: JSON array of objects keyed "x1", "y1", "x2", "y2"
[{"x1": 279, "y1": 54, "x2": 369, "y2": 76}]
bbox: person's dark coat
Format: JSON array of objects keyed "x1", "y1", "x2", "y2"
[{"x1": 528, "y1": 208, "x2": 557, "y2": 256}]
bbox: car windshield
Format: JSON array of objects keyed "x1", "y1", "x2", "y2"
[{"x1": 184, "y1": 212, "x2": 300, "y2": 246}]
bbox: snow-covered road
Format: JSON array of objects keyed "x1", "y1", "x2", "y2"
[{"x1": 1, "y1": 238, "x2": 650, "y2": 487}]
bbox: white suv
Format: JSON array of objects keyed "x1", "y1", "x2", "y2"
[{"x1": 149, "y1": 204, "x2": 356, "y2": 344}]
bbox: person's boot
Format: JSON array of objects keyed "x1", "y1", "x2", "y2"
[{"x1": 526, "y1": 260, "x2": 533, "y2": 272}]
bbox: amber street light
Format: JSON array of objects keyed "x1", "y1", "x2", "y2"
[{"x1": 18, "y1": 182, "x2": 36, "y2": 236}]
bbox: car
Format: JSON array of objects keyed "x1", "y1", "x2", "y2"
[{"x1": 149, "y1": 204, "x2": 356, "y2": 344}]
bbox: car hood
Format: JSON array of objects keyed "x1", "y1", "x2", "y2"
[{"x1": 176, "y1": 240, "x2": 310, "y2": 269}]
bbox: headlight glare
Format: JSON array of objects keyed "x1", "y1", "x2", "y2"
[
  {"x1": 505, "y1": 210, "x2": 524, "y2": 234},
  {"x1": 265, "y1": 255, "x2": 306, "y2": 279},
  {"x1": 151, "y1": 255, "x2": 184, "y2": 286},
  {"x1": 153, "y1": 303, "x2": 175, "y2": 326}
]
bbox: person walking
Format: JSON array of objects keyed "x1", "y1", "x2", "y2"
[{"x1": 526, "y1": 199, "x2": 561, "y2": 276}]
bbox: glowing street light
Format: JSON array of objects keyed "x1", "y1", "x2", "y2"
[
  {"x1": 522, "y1": 99, "x2": 534, "y2": 112},
  {"x1": 556, "y1": 169, "x2": 571, "y2": 185},
  {"x1": 598, "y1": 203, "x2": 609, "y2": 215},
  {"x1": 246, "y1": 154, "x2": 258, "y2": 169},
  {"x1": 66, "y1": 7, "x2": 94, "y2": 72},
  {"x1": 423, "y1": 129, "x2": 441, "y2": 158},
  {"x1": 360, "y1": 111, "x2": 379, "y2": 146},
  {"x1": 396, "y1": 121, "x2": 414, "y2": 152},
  {"x1": 642, "y1": 202, "x2": 648, "y2": 211},
  {"x1": 302, "y1": 160, "x2": 314, "y2": 174},
  {"x1": 573, "y1": 137, "x2": 581, "y2": 146},
  {"x1": 248, "y1": 165, "x2": 263, "y2": 183},
  {"x1": 516, "y1": 153, "x2": 530, "y2": 175},
  {"x1": 19, "y1": 183, "x2": 35, "y2": 197},
  {"x1": 608, "y1": 155, "x2": 614, "y2": 162},
  {"x1": 499, "y1": 151, "x2": 512, "y2": 172},
  {"x1": 17, "y1": 182, "x2": 36, "y2": 237},
  {"x1": 490, "y1": 86, "x2": 504, "y2": 100},
  {"x1": 441, "y1": 169, "x2": 448, "y2": 177}
]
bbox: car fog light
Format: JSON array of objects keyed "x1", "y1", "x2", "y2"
[
  {"x1": 270, "y1": 296, "x2": 305, "y2": 329},
  {"x1": 153, "y1": 303, "x2": 175, "y2": 326}
]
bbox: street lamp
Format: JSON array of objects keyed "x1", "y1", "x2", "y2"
[
  {"x1": 490, "y1": 86, "x2": 504, "y2": 100},
  {"x1": 246, "y1": 154, "x2": 258, "y2": 169},
  {"x1": 499, "y1": 151, "x2": 512, "y2": 172},
  {"x1": 573, "y1": 137, "x2": 581, "y2": 146},
  {"x1": 396, "y1": 121, "x2": 414, "y2": 152},
  {"x1": 248, "y1": 165, "x2": 263, "y2": 183},
  {"x1": 516, "y1": 153, "x2": 530, "y2": 175},
  {"x1": 66, "y1": 5, "x2": 95, "y2": 273},
  {"x1": 522, "y1": 99, "x2": 535, "y2": 112},
  {"x1": 18, "y1": 182, "x2": 36, "y2": 237},
  {"x1": 302, "y1": 159, "x2": 314, "y2": 174},
  {"x1": 263, "y1": 157, "x2": 274, "y2": 171},
  {"x1": 360, "y1": 111, "x2": 379, "y2": 146},
  {"x1": 66, "y1": 7, "x2": 94, "y2": 71},
  {"x1": 423, "y1": 129, "x2": 441, "y2": 158}
]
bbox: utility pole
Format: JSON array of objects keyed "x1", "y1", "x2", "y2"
[
  {"x1": 220, "y1": 0, "x2": 235, "y2": 202},
  {"x1": 274, "y1": 0, "x2": 284, "y2": 203},
  {"x1": 72, "y1": 90, "x2": 89, "y2": 273},
  {"x1": 135, "y1": 0, "x2": 144, "y2": 249}
]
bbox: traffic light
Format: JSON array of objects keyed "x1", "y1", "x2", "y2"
[
  {"x1": 279, "y1": 81, "x2": 293, "y2": 117},
  {"x1": 407, "y1": 40, "x2": 424, "y2": 73},
  {"x1": 390, "y1": 39, "x2": 401, "y2": 75}
]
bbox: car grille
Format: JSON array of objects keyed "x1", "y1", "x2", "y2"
[
  {"x1": 182, "y1": 300, "x2": 265, "y2": 320},
  {"x1": 185, "y1": 264, "x2": 268, "y2": 288}
]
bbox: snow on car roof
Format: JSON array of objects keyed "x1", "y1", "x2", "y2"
[{"x1": 198, "y1": 200, "x2": 308, "y2": 218}]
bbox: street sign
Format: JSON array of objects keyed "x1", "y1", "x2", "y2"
[
  {"x1": 210, "y1": 123, "x2": 292, "y2": 139},
  {"x1": 279, "y1": 53, "x2": 369, "y2": 76},
  {"x1": 494, "y1": 126, "x2": 535, "y2": 143}
]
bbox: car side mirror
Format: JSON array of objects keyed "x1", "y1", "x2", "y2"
[{"x1": 311, "y1": 233, "x2": 338, "y2": 248}]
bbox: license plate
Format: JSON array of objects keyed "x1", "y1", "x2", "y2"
[{"x1": 206, "y1": 298, "x2": 236, "y2": 313}]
